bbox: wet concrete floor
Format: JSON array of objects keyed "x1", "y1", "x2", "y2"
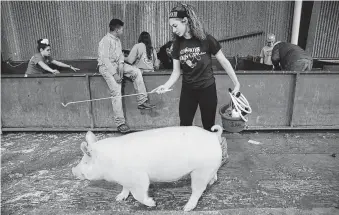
[{"x1": 1, "y1": 131, "x2": 339, "y2": 214}]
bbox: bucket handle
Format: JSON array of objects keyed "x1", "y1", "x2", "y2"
[{"x1": 227, "y1": 88, "x2": 252, "y2": 122}]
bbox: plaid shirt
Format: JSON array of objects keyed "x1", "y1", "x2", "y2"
[{"x1": 97, "y1": 33, "x2": 124, "y2": 73}]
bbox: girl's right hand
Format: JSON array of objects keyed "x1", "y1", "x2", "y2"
[
  {"x1": 113, "y1": 73, "x2": 123, "y2": 83},
  {"x1": 151, "y1": 85, "x2": 169, "y2": 94}
]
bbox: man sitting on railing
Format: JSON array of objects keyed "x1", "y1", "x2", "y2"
[{"x1": 97, "y1": 18, "x2": 155, "y2": 133}]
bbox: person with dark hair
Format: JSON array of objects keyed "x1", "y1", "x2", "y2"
[
  {"x1": 271, "y1": 41, "x2": 313, "y2": 71},
  {"x1": 25, "y1": 39, "x2": 79, "y2": 75},
  {"x1": 157, "y1": 41, "x2": 174, "y2": 69},
  {"x1": 125, "y1": 31, "x2": 160, "y2": 73},
  {"x1": 98, "y1": 19, "x2": 155, "y2": 133},
  {"x1": 109, "y1": 19, "x2": 124, "y2": 32},
  {"x1": 153, "y1": 3, "x2": 241, "y2": 132}
]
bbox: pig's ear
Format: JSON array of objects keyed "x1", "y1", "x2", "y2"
[
  {"x1": 86, "y1": 131, "x2": 98, "y2": 145},
  {"x1": 80, "y1": 141, "x2": 91, "y2": 157}
]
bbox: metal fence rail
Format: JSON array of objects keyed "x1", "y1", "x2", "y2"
[{"x1": 2, "y1": 70, "x2": 339, "y2": 131}]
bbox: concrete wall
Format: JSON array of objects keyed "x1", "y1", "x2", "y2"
[{"x1": 2, "y1": 71, "x2": 339, "y2": 131}]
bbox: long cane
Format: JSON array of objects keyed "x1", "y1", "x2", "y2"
[{"x1": 61, "y1": 89, "x2": 172, "y2": 107}]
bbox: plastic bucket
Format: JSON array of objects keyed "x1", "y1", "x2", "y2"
[{"x1": 219, "y1": 103, "x2": 247, "y2": 133}]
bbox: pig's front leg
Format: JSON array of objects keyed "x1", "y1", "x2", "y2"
[
  {"x1": 129, "y1": 172, "x2": 156, "y2": 207},
  {"x1": 116, "y1": 187, "x2": 130, "y2": 201}
]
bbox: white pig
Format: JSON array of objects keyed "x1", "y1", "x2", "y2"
[{"x1": 72, "y1": 125, "x2": 228, "y2": 211}]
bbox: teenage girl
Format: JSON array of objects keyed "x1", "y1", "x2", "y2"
[{"x1": 153, "y1": 3, "x2": 241, "y2": 131}]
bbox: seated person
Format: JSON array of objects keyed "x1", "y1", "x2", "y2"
[
  {"x1": 271, "y1": 41, "x2": 313, "y2": 71},
  {"x1": 260, "y1": 33, "x2": 275, "y2": 66},
  {"x1": 25, "y1": 39, "x2": 79, "y2": 75},
  {"x1": 125, "y1": 32, "x2": 159, "y2": 73},
  {"x1": 98, "y1": 19, "x2": 155, "y2": 133}
]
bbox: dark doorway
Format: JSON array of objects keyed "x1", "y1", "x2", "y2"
[{"x1": 298, "y1": 1, "x2": 314, "y2": 49}]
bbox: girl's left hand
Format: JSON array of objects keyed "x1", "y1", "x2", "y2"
[
  {"x1": 232, "y1": 82, "x2": 240, "y2": 95},
  {"x1": 70, "y1": 66, "x2": 80, "y2": 72},
  {"x1": 129, "y1": 71, "x2": 137, "y2": 81}
]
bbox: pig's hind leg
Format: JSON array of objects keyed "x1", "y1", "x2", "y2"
[
  {"x1": 208, "y1": 174, "x2": 217, "y2": 186},
  {"x1": 116, "y1": 186, "x2": 130, "y2": 201},
  {"x1": 184, "y1": 167, "x2": 218, "y2": 211},
  {"x1": 129, "y1": 172, "x2": 156, "y2": 207}
]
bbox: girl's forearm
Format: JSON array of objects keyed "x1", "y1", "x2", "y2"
[
  {"x1": 164, "y1": 69, "x2": 180, "y2": 89},
  {"x1": 220, "y1": 59, "x2": 239, "y2": 86},
  {"x1": 164, "y1": 60, "x2": 181, "y2": 88},
  {"x1": 41, "y1": 64, "x2": 54, "y2": 73},
  {"x1": 215, "y1": 51, "x2": 239, "y2": 87}
]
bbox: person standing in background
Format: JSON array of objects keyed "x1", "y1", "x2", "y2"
[{"x1": 260, "y1": 33, "x2": 275, "y2": 66}]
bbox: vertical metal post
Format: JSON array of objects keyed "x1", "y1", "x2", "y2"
[
  {"x1": 289, "y1": 72, "x2": 300, "y2": 127},
  {"x1": 86, "y1": 75, "x2": 95, "y2": 129},
  {"x1": 291, "y1": 0, "x2": 303, "y2": 45},
  {"x1": 123, "y1": 1, "x2": 126, "y2": 21}
]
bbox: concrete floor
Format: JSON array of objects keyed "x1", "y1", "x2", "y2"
[{"x1": 1, "y1": 131, "x2": 339, "y2": 215}]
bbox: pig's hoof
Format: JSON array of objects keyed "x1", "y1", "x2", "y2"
[
  {"x1": 144, "y1": 198, "x2": 156, "y2": 207},
  {"x1": 183, "y1": 202, "x2": 197, "y2": 212},
  {"x1": 116, "y1": 193, "x2": 129, "y2": 201},
  {"x1": 209, "y1": 174, "x2": 217, "y2": 185}
]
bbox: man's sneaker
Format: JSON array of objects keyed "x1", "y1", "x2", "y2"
[
  {"x1": 138, "y1": 101, "x2": 156, "y2": 109},
  {"x1": 117, "y1": 124, "x2": 131, "y2": 134}
]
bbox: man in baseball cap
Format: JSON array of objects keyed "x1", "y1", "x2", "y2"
[{"x1": 260, "y1": 33, "x2": 276, "y2": 66}]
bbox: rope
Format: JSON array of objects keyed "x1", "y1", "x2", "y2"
[
  {"x1": 61, "y1": 89, "x2": 172, "y2": 107},
  {"x1": 6, "y1": 61, "x2": 25, "y2": 68},
  {"x1": 228, "y1": 89, "x2": 252, "y2": 122}
]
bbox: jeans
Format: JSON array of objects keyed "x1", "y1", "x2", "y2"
[
  {"x1": 179, "y1": 83, "x2": 218, "y2": 131},
  {"x1": 99, "y1": 63, "x2": 148, "y2": 126},
  {"x1": 285, "y1": 59, "x2": 313, "y2": 71}
]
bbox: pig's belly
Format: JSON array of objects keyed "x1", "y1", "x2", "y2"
[
  {"x1": 146, "y1": 163, "x2": 199, "y2": 182},
  {"x1": 131, "y1": 146, "x2": 221, "y2": 182}
]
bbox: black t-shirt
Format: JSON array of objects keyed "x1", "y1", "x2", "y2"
[{"x1": 172, "y1": 34, "x2": 221, "y2": 89}]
